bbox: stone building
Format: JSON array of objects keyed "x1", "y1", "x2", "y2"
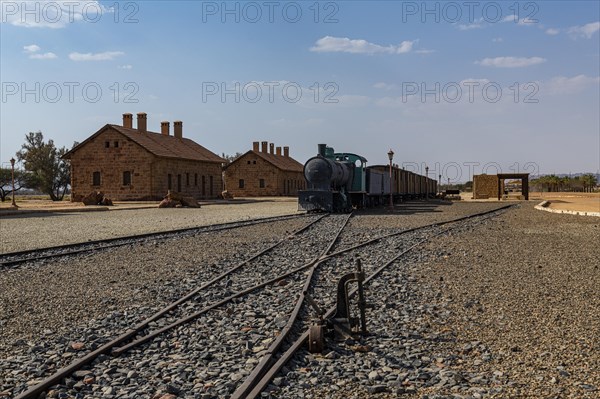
[
  {"x1": 223, "y1": 141, "x2": 305, "y2": 197},
  {"x1": 473, "y1": 173, "x2": 529, "y2": 200},
  {"x1": 63, "y1": 113, "x2": 226, "y2": 201},
  {"x1": 473, "y1": 174, "x2": 500, "y2": 199}
]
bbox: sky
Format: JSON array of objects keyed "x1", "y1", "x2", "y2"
[{"x1": 1, "y1": 0, "x2": 599, "y2": 182}]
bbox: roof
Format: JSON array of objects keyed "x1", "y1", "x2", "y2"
[
  {"x1": 63, "y1": 124, "x2": 226, "y2": 163},
  {"x1": 225, "y1": 150, "x2": 304, "y2": 172}
]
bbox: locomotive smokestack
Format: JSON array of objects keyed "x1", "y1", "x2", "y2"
[{"x1": 318, "y1": 144, "x2": 327, "y2": 157}]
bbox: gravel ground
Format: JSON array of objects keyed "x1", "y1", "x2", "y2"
[
  {"x1": 3, "y1": 201, "x2": 591, "y2": 399},
  {"x1": 0, "y1": 200, "x2": 300, "y2": 253},
  {"x1": 270, "y1": 203, "x2": 599, "y2": 399},
  {"x1": 0, "y1": 217, "x2": 311, "y2": 357}
]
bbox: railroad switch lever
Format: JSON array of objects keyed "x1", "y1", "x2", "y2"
[{"x1": 308, "y1": 258, "x2": 368, "y2": 353}]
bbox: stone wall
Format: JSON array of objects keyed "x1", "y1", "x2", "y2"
[
  {"x1": 152, "y1": 158, "x2": 223, "y2": 200},
  {"x1": 70, "y1": 128, "x2": 223, "y2": 201},
  {"x1": 473, "y1": 174, "x2": 499, "y2": 199},
  {"x1": 70, "y1": 130, "x2": 155, "y2": 201},
  {"x1": 224, "y1": 152, "x2": 304, "y2": 197}
]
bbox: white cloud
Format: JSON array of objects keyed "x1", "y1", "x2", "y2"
[
  {"x1": 29, "y1": 52, "x2": 57, "y2": 60},
  {"x1": 492, "y1": 37, "x2": 503, "y2": 43},
  {"x1": 335, "y1": 95, "x2": 370, "y2": 107},
  {"x1": 69, "y1": 51, "x2": 124, "y2": 61},
  {"x1": 517, "y1": 17, "x2": 538, "y2": 26},
  {"x1": 460, "y1": 78, "x2": 491, "y2": 86},
  {"x1": 475, "y1": 56, "x2": 546, "y2": 68},
  {"x1": 23, "y1": 44, "x2": 56, "y2": 59},
  {"x1": 458, "y1": 23, "x2": 483, "y2": 31},
  {"x1": 23, "y1": 44, "x2": 41, "y2": 53},
  {"x1": 545, "y1": 75, "x2": 600, "y2": 94},
  {"x1": 545, "y1": 28, "x2": 560, "y2": 35},
  {"x1": 3, "y1": 1, "x2": 113, "y2": 29},
  {"x1": 118, "y1": 64, "x2": 133, "y2": 70},
  {"x1": 501, "y1": 15, "x2": 538, "y2": 25},
  {"x1": 374, "y1": 82, "x2": 397, "y2": 91},
  {"x1": 415, "y1": 49, "x2": 435, "y2": 54},
  {"x1": 568, "y1": 22, "x2": 600, "y2": 39},
  {"x1": 310, "y1": 36, "x2": 415, "y2": 54}
]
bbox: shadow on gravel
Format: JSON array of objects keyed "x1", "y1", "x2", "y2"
[
  {"x1": 0, "y1": 212, "x2": 72, "y2": 220},
  {"x1": 356, "y1": 200, "x2": 452, "y2": 216}
]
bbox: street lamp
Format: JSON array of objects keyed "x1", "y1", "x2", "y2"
[
  {"x1": 425, "y1": 166, "x2": 429, "y2": 200},
  {"x1": 439, "y1": 174, "x2": 442, "y2": 195},
  {"x1": 10, "y1": 158, "x2": 18, "y2": 209},
  {"x1": 387, "y1": 149, "x2": 394, "y2": 209}
]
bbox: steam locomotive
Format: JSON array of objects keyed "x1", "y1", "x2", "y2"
[{"x1": 298, "y1": 144, "x2": 437, "y2": 212}]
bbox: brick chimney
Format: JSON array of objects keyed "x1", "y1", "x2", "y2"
[
  {"x1": 261, "y1": 141, "x2": 268, "y2": 153},
  {"x1": 253, "y1": 141, "x2": 259, "y2": 152},
  {"x1": 276, "y1": 146, "x2": 282, "y2": 156},
  {"x1": 284, "y1": 146, "x2": 289, "y2": 157},
  {"x1": 161, "y1": 121, "x2": 170, "y2": 136},
  {"x1": 123, "y1": 113, "x2": 133, "y2": 129},
  {"x1": 269, "y1": 143, "x2": 274, "y2": 154},
  {"x1": 174, "y1": 121, "x2": 183, "y2": 139},
  {"x1": 137, "y1": 112, "x2": 147, "y2": 133}
]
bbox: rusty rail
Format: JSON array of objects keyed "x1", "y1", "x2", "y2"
[
  {"x1": 13, "y1": 214, "x2": 326, "y2": 399},
  {"x1": 0, "y1": 213, "x2": 309, "y2": 268},
  {"x1": 243, "y1": 204, "x2": 515, "y2": 398},
  {"x1": 231, "y1": 212, "x2": 353, "y2": 398}
]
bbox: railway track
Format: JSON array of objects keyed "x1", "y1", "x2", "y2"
[
  {"x1": 237, "y1": 204, "x2": 515, "y2": 398},
  {"x1": 10, "y1": 204, "x2": 514, "y2": 399},
  {"x1": 0, "y1": 213, "x2": 308, "y2": 268},
  {"x1": 12, "y1": 212, "x2": 346, "y2": 399}
]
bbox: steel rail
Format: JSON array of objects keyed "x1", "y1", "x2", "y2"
[
  {"x1": 230, "y1": 212, "x2": 353, "y2": 398},
  {"x1": 12, "y1": 214, "x2": 326, "y2": 399},
  {"x1": 111, "y1": 213, "x2": 353, "y2": 355},
  {"x1": 0, "y1": 213, "x2": 308, "y2": 268},
  {"x1": 244, "y1": 204, "x2": 514, "y2": 398},
  {"x1": 14, "y1": 205, "x2": 512, "y2": 399}
]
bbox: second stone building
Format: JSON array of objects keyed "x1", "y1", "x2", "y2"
[{"x1": 224, "y1": 141, "x2": 305, "y2": 197}]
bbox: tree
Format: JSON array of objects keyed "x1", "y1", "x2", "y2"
[
  {"x1": 0, "y1": 167, "x2": 34, "y2": 202},
  {"x1": 221, "y1": 152, "x2": 244, "y2": 163},
  {"x1": 581, "y1": 173, "x2": 598, "y2": 192},
  {"x1": 16, "y1": 132, "x2": 71, "y2": 201}
]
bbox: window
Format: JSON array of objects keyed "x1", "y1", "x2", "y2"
[
  {"x1": 195, "y1": 173, "x2": 198, "y2": 186},
  {"x1": 210, "y1": 176, "x2": 214, "y2": 196},
  {"x1": 168, "y1": 174, "x2": 172, "y2": 190},
  {"x1": 202, "y1": 175, "x2": 206, "y2": 196},
  {"x1": 186, "y1": 173, "x2": 190, "y2": 186},
  {"x1": 105, "y1": 141, "x2": 110, "y2": 148},
  {"x1": 92, "y1": 171, "x2": 101, "y2": 186},
  {"x1": 239, "y1": 179, "x2": 245, "y2": 188},
  {"x1": 253, "y1": 160, "x2": 256, "y2": 164},
  {"x1": 114, "y1": 141, "x2": 119, "y2": 148},
  {"x1": 177, "y1": 174, "x2": 182, "y2": 192},
  {"x1": 123, "y1": 171, "x2": 131, "y2": 186},
  {"x1": 259, "y1": 179, "x2": 265, "y2": 188},
  {"x1": 247, "y1": 160, "x2": 251, "y2": 164}
]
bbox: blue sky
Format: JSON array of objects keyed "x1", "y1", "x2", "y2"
[{"x1": 1, "y1": 0, "x2": 599, "y2": 181}]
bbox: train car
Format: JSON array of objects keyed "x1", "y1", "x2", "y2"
[{"x1": 298, "y1": 144, "x2": 437, "y2": 212}]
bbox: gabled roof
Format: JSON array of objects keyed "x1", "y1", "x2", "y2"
[
  {"x1": 63, "y1": 124, "x2": 226, "y2": 163},
  {"x1": 225, "y1": 150, "x2": 304, "y2": 172}
]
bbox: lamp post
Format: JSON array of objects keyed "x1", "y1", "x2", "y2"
[
  {"x1": 447, "y1": 177, "x2": 450, "y2": 191},
  {"x1": 425, "y1": 166, "x2": 429, "y2": 200},
  {"x1": 438, "y1": 174, "x2": 441, "y2": 195},
  {"x1": 10, "y1": 158, "x2": 18, "y2": 208},
  {"x1": 387, "y1": 149, "x2": 394, "y2": 209}
]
